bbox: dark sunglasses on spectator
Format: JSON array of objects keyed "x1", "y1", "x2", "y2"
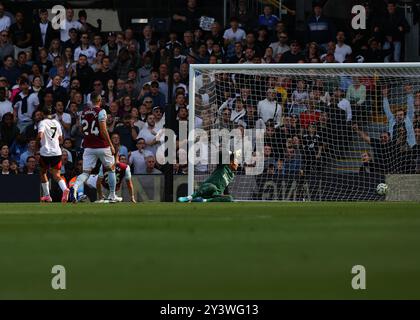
[{"x1": 94, "y1": 83, "x2": 102, "y2": 86}]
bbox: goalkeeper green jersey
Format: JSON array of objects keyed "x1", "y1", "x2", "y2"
[{"x1": 204, "y1": 164, "x2": 235, "y2": 195}]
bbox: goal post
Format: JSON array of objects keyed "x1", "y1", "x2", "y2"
[{"x1": 188, "y1": 63, "x2": 420, "y2": 201}]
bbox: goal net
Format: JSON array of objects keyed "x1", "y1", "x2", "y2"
[{"x1": 187, "y1": 64, "x2": 420, "y2": 201}]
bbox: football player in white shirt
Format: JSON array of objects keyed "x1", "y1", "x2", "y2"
[{"x1": 37, "y1": 106, "x2": 71, "y2": 203}]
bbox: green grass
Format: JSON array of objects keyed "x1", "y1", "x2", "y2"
[{"x1": 0, "y1": 202, "x2": 419, "y2": 299}]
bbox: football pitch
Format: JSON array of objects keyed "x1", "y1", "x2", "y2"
[{"x1": 0, "y1": 202, "x2": 419, "y2": 300}]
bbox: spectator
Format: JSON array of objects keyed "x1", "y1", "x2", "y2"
[
  {"x1": 302, "y1": 122, "x2": 323, "y2": 200},
  {"x1": 129, "y1": 138, "x2": 151, "y2": 174},
  {"x1": 0, "y1": 142, "x2": 9, "y2": 161},
  {"x1": 0, "y1": 29, "x2": 13, "y2": 64},
  {"x1": 269, "y1": 32, "x2": 290, "y2": 61},
  {"x1": 19, "y1": 138, "x2": 36, "y2": 169},
  {"x1": 103, "y1": 78, "x2": 117, "y2": 107},
  {"x1": 299, "y1": 92, "x2": 321, "y2": 129},
  {"x1": 48, "y1": 38, "x2": 62, "y2": 63},
  {"x1": 0, "y1": 3, "x2": 11, "y2": 33},
  {"x1": 166, "y1": 32, "x2": 182, "y2": 51},
  {"x1": 73, "y1": 54, "x2": 94, "y2": 95},
  {"x1": 29, "y1": 70, "x2": 44, "y2": 90},
  {"x1": 112, "y1": 48, "x2": 133, "y2": 81},
  {"x1": 60, "y1": 8, "x2": 82, "y2": 43},
  {"x1": 13, "y1": 78, "x2": 39, "y2": 133},
  {"x1": 256, "y1": 26, "x2": 270, "y2": 51},
  {"x1": 22, "y1": 155, "x2": 38, "y2": 175},
  {"x1": 280, "y1": 40, "x2": 304, "y2": 63},
  {"x1": 0, "y1": 55, "x2": 20, "y2": 85},
  {"x1": 331, "y1": 87, "x2": 350, "y2": 118},
  {"x1": 45, "y1": 75, "x2": 68, "y2": 106},
  {"x1": 209, "y1": 22, "x2": 224, "y2": 46},
  {"x1": 374, "y1": 0, "x2": 409, "y2": 62},
  {"x1": 382, "y1": 86, "x2": 415, "y2": 147},
  {"x1": 335, "y1": 31, "x2": 352, "y2": 63},
  {"x1": 23, "y1": 109, "x2": 43, "y2": 141},
  {"x1": 0, "y1": 157, "x2": 10, "y2": 174},
  {"x1": 346, "y1": 77, "x2": 367, "y2": 123},
  {"x1": 16, "y1": 51, "x2": 31, "y2": 75},
  {"x1": 102, "y1": 32, "x2": 119, "y2": 62},
  {"x1": 223, "y1": 18, "x2": 246, "y2": 58},
  {"x1": 320, "y1": 42, "x2": 340, "y2": 63},
  {"x1": 114, "y1": 114, "x2": 139, "y2": 151},
  {"x1": 306, "y1": 3, "x2": 336, "y2": 49},
  {"x1": 111, "y1": 132, "x2": 129, "y2": 159},
  {"x1": 244, "y1": 32, "x2": 263, "y2": 58},
  {"x1": 86, "y1": 80, "x2": 105, "y2": 106},
  {"x1": 39, "y1": 89, "x2": 54, "y2": 112},
  {"x1": 235, "y1": 0, "x2": 255, "y2": 31},
  {"x1": 0, "y1": 85, "x2": 11, "y2": 120},
  {"x1": 9, "y1": 159, "x2": 18, "y2": 174},
  {"x1": 125, "y1": 79, "x2": 140, "y2": 102},
  {"x1": 143, "y1": 81, "x2": 166, "y2": 108},
  {"x1": 289, "y1": 79, "x2": 309, "y2": 116},
  {"x1": 138, "y1": 113, "x2": 162, "y2": 155},
  {"x1": 74, "y1": 32, "x2": 97, "y2": 64},
  {"x1": 118, "y1": 95, "x2": 133, "y2": 118},
  {"x1": 363, "y1": 38, "x2": 393, "y2": 63},
  {"x1": 353, "y1": 123, "x2": 394, "y2": 174},
  {"x1": 359, "y1": 151, "x2": 376, "y2": 175},
  {"x1": 37, "y1": 48, "x2": 52, "y2": 83},
  {"x1": 228, "y1": 41, "x2": 245, "y2": 63},
  {"x1": 78, "y1": 9, "x2": 102, "y2": 36},
  {"x1": 258, "y1": 5, "x2": 280, "y2": 33},
  {"x1": 257, "y1": 88, "x2": 282, "y2": 127},
  {"x1": 243, "y1": 47, "x2": 256, "y2": 64},
  {"x1": 262, "y1": 120, "x2": 281, "y2": 156},
  {"x1": 33, "y1": 9, "x2": 59, "y2": 54},
  {"x1": 10, "y1": 11, "x2": 31, "y2": 60},
  {"x1": 52, "y1": 100, "x2": 71, "y2": 139},
  {"x1": 63, "y1": 28, "x2": 80, "y2": 53},
  {"x1": 230, "y1": 99, "x2": 246, "y2": 125},
  {"x1": 172, "y1": 0, "x2": 202, "y2": 35},
  {"x1": 152, "y1": 106, "x2": 165, "y2": 130},
  {"x1": 144, "y1": 154, "x2": 162, "y2": 174},
  {"x1": 0, "y1": 112, "x2": 18, "y2": 146},
  {"x1": 281, "y1": 146, "x2": 302, "y2": 195}
]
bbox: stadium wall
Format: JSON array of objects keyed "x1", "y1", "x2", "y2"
[{"x1": 0, "y1": 175, "x2": 40, "y2": 203}]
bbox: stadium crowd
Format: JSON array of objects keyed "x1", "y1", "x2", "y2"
[{"x1": 0, "y1": 0, "x2": 419, "y2": 197}]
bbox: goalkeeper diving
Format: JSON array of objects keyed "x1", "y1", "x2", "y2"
[{"x1": 178, "y1": 150, "x2": 240, "y2": 203}]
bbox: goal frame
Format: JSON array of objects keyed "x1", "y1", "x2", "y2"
[{"x1": 187, "y1": 62, "x2": 420, "y2": 196}]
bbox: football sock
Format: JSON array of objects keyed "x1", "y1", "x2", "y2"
[
  {"x1": 41, "y1": 182, "x2": 50, "y2": 197},
  {"x1": 74, "y1": 172, "x2": 89, "y2": 193},
  {"x1": 58, "y1": 179, "x2": 67, "y2": 192},
  {"x1": 108, "y1": 170, "x2": 117, "y2": 198}
]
